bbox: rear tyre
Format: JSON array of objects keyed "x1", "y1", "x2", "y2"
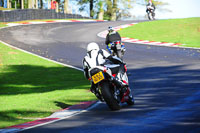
[
  {"x1": 117, "y1": 50, "x2": 123, "y2": 60},
  {"x1": 101, "y1": 81, "x2": 121, "y2": 110},
  {"x1": 148, "y1": 12, "x2": 154, "y2": 20},
  {"x1": 148, "y1": 13, "x2": 151, "y2": 20},
  {"x1": 152, "y1": 12, "x2": 155, "y2": 20}
]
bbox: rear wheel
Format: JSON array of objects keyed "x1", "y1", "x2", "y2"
[
  {"x1": 148, "y1": 12, "x2": 155, "y2": 20},
  {"x1": 152, "y1": 12, "x2": 155, "y2": 20},
  {"x1": 147, "y1": 12, "x2": 152, "y2": 20},
  {"x1": 147, "y1": 13, "x2": 151, "y2": 20},
  {"x1": 117, "y1": 50, "x2": 123, "y2": 60},
  {"x1": 101, "y1": 81, "x2": 121, "y2": 110}
]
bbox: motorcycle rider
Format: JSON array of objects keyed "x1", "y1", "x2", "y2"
[
  {"x1": 105, "y1": 26, "x2": 122, "y2": 53},
  {"x1": 82, "y1": 42, "x2": 129, "y2": 98},
  {"x1": 146, "y1": 0, "x2": 156, "y2": 14}
]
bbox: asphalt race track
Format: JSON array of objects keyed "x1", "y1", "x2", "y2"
[{"x1": 0, "y1": 21, "x2": 200, "y2": 133}]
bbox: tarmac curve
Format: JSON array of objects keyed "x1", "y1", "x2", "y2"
[{"x1": 0, "y1": 20, "x2": 200, "y2": 133}]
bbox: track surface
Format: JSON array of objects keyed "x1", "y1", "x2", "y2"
[{"x1": 0, "y1": 21, "x2": 200, "y2": 133}]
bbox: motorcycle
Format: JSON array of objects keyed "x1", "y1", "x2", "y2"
[
  {"x1": 88, "y1": 62, "x2": 134, "y2": 110},
  {"x1": 107, "y1": 41, "x2": 126, "y2": 60},
  {"x1": 146, "y1": 6, "x2": 155, "y2": 20}
]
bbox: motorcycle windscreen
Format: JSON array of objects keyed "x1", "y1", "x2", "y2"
[{"x1": 92, "y1": 71, "x2": 105, "y2": 84}]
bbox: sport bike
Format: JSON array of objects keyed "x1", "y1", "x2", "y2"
[
  {"x1": 107, "y1": 41, "x2": 126, "y2": 60},
  {"x1": 146, "y1": 6, "x2": 155, "y2": 20},
  {"x1": 88, "y1": 62, "x2": 134, "y2": 110}
]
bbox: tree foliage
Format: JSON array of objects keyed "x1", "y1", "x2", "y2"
[
  {"x1": 3, "y1": 0, "x2": 168, "y2": 20},
  {"x1": 78, "y1": 0, "x2": 97, "y2": 18},
  {"x1": 77, "y1": 0, "x2": 167, "y2": 20}
]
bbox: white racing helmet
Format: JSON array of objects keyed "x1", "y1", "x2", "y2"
[{"x1": 87, "y1": 42, "x2": 100, "y2": 52}]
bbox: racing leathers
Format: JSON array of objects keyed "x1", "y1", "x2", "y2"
[
  {"x1": 82, "y1": 48, "x2": 126, "y2": 94},
  {"x1": 146, "y1": 2, "x2": 156, "y2": 13},
  {"x1": 105, "y1": 31, "x2": 122, "y2": 53}
]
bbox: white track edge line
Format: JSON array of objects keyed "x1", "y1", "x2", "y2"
[
  {"x1": 0, "y1": 40, "x2": 83, "y2": 71},
  {"x1": 0, "y1": 21, "x2": 104, "y2": 131},
  {"x1": 20, "y1": 101, "x2": 101, "y2": 131}
]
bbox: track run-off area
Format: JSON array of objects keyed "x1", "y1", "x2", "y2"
[{"x1": 0, "y1": 20, "x2": 200, "y2": 133}]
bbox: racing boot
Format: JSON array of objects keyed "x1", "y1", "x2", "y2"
[
  {"x1": 121, "y1": 86, "x2": 135, "y2": 105},
  {"x1": 90, "y1": 83, "x2": 104, "y2": 102},
  {"x1": 90, "y1": 82, "x2": 96, "y2": 93}
]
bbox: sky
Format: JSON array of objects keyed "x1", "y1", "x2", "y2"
[
  {"x1": 129, "y1": 0, "x2": 200, "y2": 19},
  {"x1": 159, "y1": 0, "x2": 200, "y2": 19}
]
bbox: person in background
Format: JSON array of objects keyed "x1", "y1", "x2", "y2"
[
  {"x1": 146, "y1": 0, "x2": 156, "y2": 14},
  {"x1": 105, "y1": 26, "x2": 122, "y2": 53}
]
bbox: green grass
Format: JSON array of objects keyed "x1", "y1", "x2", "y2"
[
  {"x1": 0, "y1": 7, "x2": 15, "y2": 10},
  {"x1": 0, "y1": 42, "x2": 96, "y2": 128},
  {"x1": 0, "y1": 23, "x2": 8, "y2": 28},
  {"x1": 118, "y1": 17, "x2": 200, "y2": 48}
]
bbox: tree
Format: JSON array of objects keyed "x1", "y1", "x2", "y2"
[
  {"x1": 110, "y1": 0, "x2": 117, "y2": 20},
  {"x1": 103, "y1": 0, "x2": 129, "y2": 21},
  {"x1": 96, "y1": 0, "x2": 104, "y2": 20},
  {"x1": 40, "y1": 0, "x2": 43, "y2": 9},
  {"x1": 144, "y1": 0, "x2": 168, "y2": 7},
  {"x1": 21, "y1": 0, "x2": 24, "y2": 9},
  {"x1": 78, "y1": 0, "x2": 168, "y2": 20},
  {"x1": 64, "y1": 0, "x2": 68, "y2": 13},
  {"x1": 89, "y1": 0, "x2": 94, "y2": 17},
  {"x1": 78, "y1": 0, "x2": 96, "y2": 18},
  {"x1": 28, "y1": 0, "x2": 33, "y2": 8}
]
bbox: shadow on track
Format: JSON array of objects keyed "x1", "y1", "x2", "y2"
[{"x1": 20, "y1": 64, "x2": 200, "y2": 132}]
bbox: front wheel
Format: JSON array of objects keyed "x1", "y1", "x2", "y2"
[
  {"x1": 126, "y1": 88, "x2": 135, "y2": 105},
  {"x1": 100, "y1": 81, "x2": 121, "y2": 110},
  {"x1": 126, "y1": 94, "x2": 135, "y2": 105}
]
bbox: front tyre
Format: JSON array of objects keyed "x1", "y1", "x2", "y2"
[
  {"x1": 126, "y1": 94, "x2": 135, "y2": 105},
  {"x1": 126, "y1": 88, "x2": 135, "y2": 105},
  {"x1": 101, "y1": 81, "x2": 121, "y2": 110}
]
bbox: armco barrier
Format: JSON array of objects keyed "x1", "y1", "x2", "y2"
[{"x1": 0, "y1": 9, "x2": 90, "y2": 22}]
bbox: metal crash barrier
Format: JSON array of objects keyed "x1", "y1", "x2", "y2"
[{"x1": 0, "y1": 9, "x2": 90, "y2": 22}]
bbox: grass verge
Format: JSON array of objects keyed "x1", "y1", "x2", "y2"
[
  {"x1": 0, "y1": 42, "x2": 96, "y2": 128},
  {"x1": 118, "y1": 17, "x2": 200, "y2": 48},
  {"x1": 0, "y1": 23, "x2": 8, "y2": 28},
  {"x1": 0, "y1": 18, "x2": 95, "y2": 24},
  {"x1": 0, "y1": 7, "x2": 14, "y2": 10}
]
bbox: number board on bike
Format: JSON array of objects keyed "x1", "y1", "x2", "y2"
[{"x1": 92, "y1": 72, "x2": 104, "y2": 84}]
